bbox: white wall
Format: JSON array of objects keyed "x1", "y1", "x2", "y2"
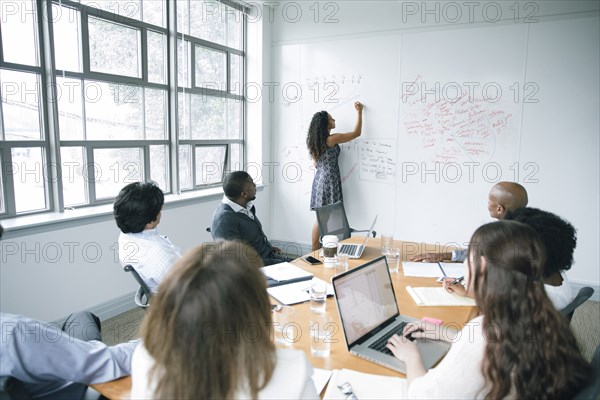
[{"x1": 0, "y1": 190, "x2": 274, "y2": 322}]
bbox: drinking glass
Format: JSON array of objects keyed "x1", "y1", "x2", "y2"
[
  {"x1": 272, "y1": 305, "x2": 296, "y2": 345},
  {"x1": 383, "y1": 247, "x2": 401, "y2": 273},
  {"x1": 381, "y1": 233, "x2": 393, "y2": 254},
  {"x1": 310, "y1": 314, "x2": 333, "y2": 357},
  {"x1": 309, "y1": 281, "x2": 327, "y2": 314}
]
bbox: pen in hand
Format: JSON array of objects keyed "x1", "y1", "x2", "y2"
[{"x1": 450, "y1": 276, "x2": 464, "y2": 285}]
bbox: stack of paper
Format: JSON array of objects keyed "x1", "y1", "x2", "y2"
[
  {"x1": 406, "y1": 286, "x2": 476, "y2": 306},
  {"x1": 267, "y1": 277, "x2": 334, "y2": 305},
  {"x1": 260, "y1": 262, "x2": 313, "y2": 287},
  {"x1": 323, "y1": 368, "x2": 407, "y2": 399},
  {"x1": 311, "y1": 368, "x2": 333, "y2": 396}
]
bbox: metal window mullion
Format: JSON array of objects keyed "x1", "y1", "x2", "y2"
[
  {"x1": 60, "y1": 140, "x2": 168, "y2": 147},
  {"x1": 167, "y1": 0, "x2": 179, "y2": 195},
  {"x1": 80, "y1": 74, "x2": 88, "y2": 141},
  {"x1": 242, "y1": 10, "x2": 247, "y2": 169},
  {"x1": 85, "y1": 146, "x2": 97, "y2": 203},
  {"x1": 142, "y1": 144, "x2": 150, "y2": 182},
  {"x1": 177, "y1": 86, "x2": 240, "y2": 100},
  {"x1": 185, "y1": 35, "x2": 242, "y2": 55},
  {"x1": 0, "y1": 63, "x2": 41, "y2": 74},
  {"x1": 40, "y1": 0, "x2": 64, "y2": 212},
  {"x1": 223, "y1": 143, "x2": 229, "y2": 180},
  {"x1": 0, "y1": 146, "x2": 17, "y2": 215},
  {"x1": 0, "y1": 88, "x2": 5, "y2": 139},
  {"x1": 191, "y1": 143, "x2": 197, "y2": 188},
  {"x1": 190, "y1": 40, "x2": 196, "y2": 89},
  {"x1": 226, "y1": 51, "x2": 231, "y2": 94},
  {"x1": 81, "y1": 9, "x2": 91, "y2": 74},
  {"x1": 220, "y1": 0, "x2": 250, "y2": 14},
  {"x1": 71, "y1": 2, "x2": 168, "y2": 33},
  {"x1": 0, "y1": 20, "x2": 4, "y2": 62},
  {"x1": 178, "y1": 139, "x2": 242, "y2": 145},
  {"x1": 140, "y1": 28, "x2": 148, "y2": 82},
  {"x1": 142, "y1": 86, "x2": 147, "y2": 140}
]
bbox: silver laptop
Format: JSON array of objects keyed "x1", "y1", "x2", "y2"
[
  {"x1": 332, "y1": 256, "x2": 450, "y2": 373},
  {"x1": 337, "y1": 216, "x2": 377, "y2": 259}
]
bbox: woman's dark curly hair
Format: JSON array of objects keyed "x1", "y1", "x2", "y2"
[
  {"x1": 504, "y1": 207, "x2": 576, "y2": 278},
  {"x1": 306, "y1": 111, "x2": 330, "y2": 162}
]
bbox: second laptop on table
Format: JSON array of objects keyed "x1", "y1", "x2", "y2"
[{"x1": 331, "y1": 255, "x2": 450, "y2": 374}]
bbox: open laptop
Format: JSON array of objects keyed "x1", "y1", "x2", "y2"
[
  {"x1": 337, "y1": 216, "x2": 377, "y2": 259},
  {"x1": 332, "y1": 256, "x2": 451, "y2": 373}
]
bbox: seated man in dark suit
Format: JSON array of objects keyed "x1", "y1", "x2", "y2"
[{"x1": 211, "y1": 171, "x2": 292, "y2": 266}]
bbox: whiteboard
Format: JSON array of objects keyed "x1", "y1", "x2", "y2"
[
  {"x1": 396, "y1": 24, "x2": 528, "y2": 244},
  {"x1": 273, "y1": 35, "x2": 402, "y2": 241},
  {"x1": 272, "y1": 16, "x2": 599, "y2": 272}
]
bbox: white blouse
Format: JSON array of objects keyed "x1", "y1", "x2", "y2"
[
  {"x1": 544, "y1": 272, "x2": 573, "y2": 310},
  {"x1": 407, "y1": 315, "x2": 489, "y2": 399},
  {"x1": 130, "y1": 343, "x2": 318, "y2": 399}
]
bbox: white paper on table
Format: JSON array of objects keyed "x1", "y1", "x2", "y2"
[
  {"x1": 323, "y1": 368, "x2": 407, "y2": 399},
  {"x1": 260, "y1": 262, "x2": 313, "y2": 282},
  {"x1": 406, "y1": 286, "x2": 476, "y2": 306},
  {"x1": 267, "y1": 277, "x2": 334, "y2": 305},
  {"x1": 311, "y1": 368, "x2": 333, "y2": 396},
  {"x1": 401, "y1": 261, "x2": 444, "y2": 277}
]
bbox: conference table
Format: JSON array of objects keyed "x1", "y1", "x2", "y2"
[{"x1": 92, "y1": 237, "x2": 478, "y2": 399}]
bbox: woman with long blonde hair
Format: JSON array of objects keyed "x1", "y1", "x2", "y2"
[{"x1": 130, "y1": 241, "x2": 317, "y2": 399}]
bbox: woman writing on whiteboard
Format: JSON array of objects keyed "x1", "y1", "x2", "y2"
[
  {"x1": 306, "y1": 101, "x2": 364, "y2": 250},
  {"x1": 386, "y1": 221, "x2": 591, "y2": 398}
]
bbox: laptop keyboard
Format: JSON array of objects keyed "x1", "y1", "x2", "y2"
[
  {"x1": 339, "y1": 244, "x2": 359, "y2": 257},
  {"x1": 368, "y1": 322, "x2": 408, "y2": 356}
]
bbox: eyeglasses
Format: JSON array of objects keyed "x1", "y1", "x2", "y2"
[{"x1": 337, "y1": 381, "x2": 358, "y2": 399}]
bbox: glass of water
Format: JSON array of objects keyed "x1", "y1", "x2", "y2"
[
  {"x1": 272, "y1": 305, "x2": 296, "y2": 346},
  {"x1": 309, "y1": 281, "x2": 327, "y2": 314},
  {"x1": 310, "y1": 314, "x2": 333, "y2": 358},
  {"x1": 383, "y1": 247, "x2": 401, "y2": 273},
  {"x1": 336, "y1": 254, "x2": 349, "y2": 275}
]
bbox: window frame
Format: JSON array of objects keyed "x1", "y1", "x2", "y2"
[{"x1": 0, "y1": 0, "x2": 248, "y2": 219}]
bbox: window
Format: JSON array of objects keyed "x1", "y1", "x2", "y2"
[{"x1": 0, "y1": 0, "x2": 247, "y2": 218}]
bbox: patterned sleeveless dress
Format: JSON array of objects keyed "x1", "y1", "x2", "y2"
[{"x1": 310, "y1": 144, "x2": 342, "y2": 210}]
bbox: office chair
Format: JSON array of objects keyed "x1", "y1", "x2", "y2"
[
  {"x1": 314, "y1": 201, "x2": 376, "y2": 242},
  {"x1": 0, "y1": 376, "x2": 30, "y2": 400},
  {"x1": 123, "y1": 265, "x2": 152, "y2": 308},
  {"x1": 560, "y1": 286, "x2": 594, "y2": 322},
  {"x1": 573, "y1": 343, "x2": 600, "y2": 400}
]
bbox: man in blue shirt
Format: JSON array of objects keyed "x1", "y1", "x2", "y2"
[{"x1": 0, "y1": 225, "x2": 136, "y2": 399}]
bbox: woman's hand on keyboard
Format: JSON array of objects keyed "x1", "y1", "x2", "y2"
[
  {"x1": 404, "y1": 320, "x2": 459, "y2": 343},
  {"x1": 386, "y1": 333, "x2": 419, "y2": 362}
]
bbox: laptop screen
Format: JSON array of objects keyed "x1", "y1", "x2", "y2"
[
  {"x1": 333, "y1": 256, "x2": 400, "y2": 346},
  {"x1": 360, "y1": 216, "x2": 377, "y2": 247}
]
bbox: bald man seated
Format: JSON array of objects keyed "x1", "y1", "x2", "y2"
[{"x1": 411, "y1": 181, "x2": 528, "y2": 263}]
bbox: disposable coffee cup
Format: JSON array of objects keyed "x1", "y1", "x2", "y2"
[{"x1": 322, "y1": 235, "x2": 338, "y2": 258}]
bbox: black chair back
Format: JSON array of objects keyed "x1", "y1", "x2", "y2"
[
  {"x1": 124, "y1": 265, "x2": 152, "y2": 308},
  {"x1": 573, "y1": 343, "x2": 600, "y2": 400},
  {"x1": 560, "y1": 286, "x2": 594, "y2": 322},
  {"x1": 0, "y1": 376, "x2": 30, "y2": 400}
]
